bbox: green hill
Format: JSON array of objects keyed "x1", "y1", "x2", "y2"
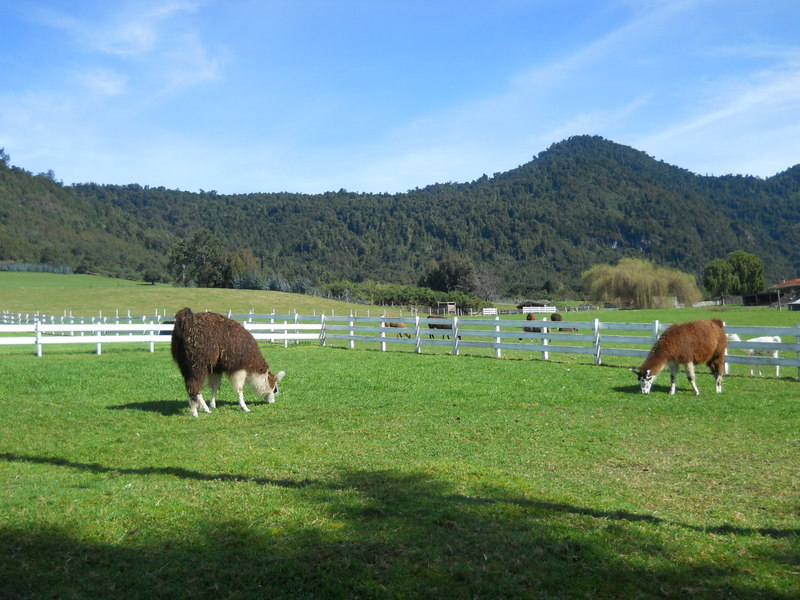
[{"x1": 2, "y1": 135, "x2": 798, "y2": 295}]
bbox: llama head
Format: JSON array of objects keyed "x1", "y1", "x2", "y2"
[
  {"x1": 251, "y1": 370, "x2": 286, "y2": 404},
  {"x1": 631, "y1": 367, "x2": 655, "y2": 394},
  {"x1": 265, "y1": 370, "x2": 286, "y2": 403}
]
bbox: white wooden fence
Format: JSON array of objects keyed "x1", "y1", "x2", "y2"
[{"x1": 1, "y1": 312, "x2": 799, "y2": 377}]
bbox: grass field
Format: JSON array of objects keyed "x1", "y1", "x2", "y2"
[
  {"x1": 0, "y1": 272, "x2": 371, "y2": 318},
  {"x1": 1, "y1": 273, "x2": 798, "y2": 598}
]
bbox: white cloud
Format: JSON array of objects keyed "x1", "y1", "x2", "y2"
[
  {"x1": 77, "y1": 68, "x2": 128, "y2": 97},
  {"x1": 635, "y1": 52, "x2": 800, "y2": 175}
]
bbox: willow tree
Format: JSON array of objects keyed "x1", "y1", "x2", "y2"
[{"x1": 582, "y1": 258, "x2": 700, "y2": 309}]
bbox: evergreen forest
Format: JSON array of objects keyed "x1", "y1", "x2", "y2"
[{"x1": 1, "y1": 136, "x2": 798, "y2": 298}]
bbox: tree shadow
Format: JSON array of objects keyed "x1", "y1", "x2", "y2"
[{"x1": 1, "y1": 453, "x2": 797, "y2": 599}]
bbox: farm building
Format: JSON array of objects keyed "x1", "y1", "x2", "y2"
[{"x1": 769, "y1": 278, "x2": 800, "y2": 310}]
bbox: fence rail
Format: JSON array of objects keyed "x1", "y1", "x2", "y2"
[{"x1": 2, "y1": 312, "x2": 799, "y2": 377}]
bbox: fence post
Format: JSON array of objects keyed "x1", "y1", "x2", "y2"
[
  {"x1": 593, "y1": 318, "x2": 601, "y2": 364},
  {"x1": 319, "y1": 314, "x2": 327, "y2": 346},
  {"x1": 380, "y1": 319, "x2": 387, "y2": 352},
  {"x1": 95, "y1": 319, "x2": 102, "y2": 355},
  {"x1": 452, "y1": 316, "x2": 460, "y2": 355},
  {"x1": 35, "y1": 321, "x2": 42, "y2": 357},
  {"x1": 415, "y1": 315, "x2": 422, "y2": 354},
  {"x1": 723, "y1": 320, "x2": 729, "y2": 375},
  {"x1": 349, "y1": 317, "x2": 355, "y2": 350},
  {"x1": 495, "y1": 316, "x2": 502, "y2": 359},
  {"x1": 541, "y1": 318, "x2": 549, "y2": 361},
  {"x1": 268, "y1": 314, "x2": 276, "y2": 344},
  {"x1": 796, "y1": 323, "x2": 800, "y2": 380}
]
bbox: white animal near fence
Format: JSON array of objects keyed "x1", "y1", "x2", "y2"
[{"x1": 726, "y1": 333, "x2": 782, "y2": 376}]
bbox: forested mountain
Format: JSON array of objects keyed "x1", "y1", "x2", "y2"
[{"x1": 2, "y1": 136, "x2": 799, "y2": 296}]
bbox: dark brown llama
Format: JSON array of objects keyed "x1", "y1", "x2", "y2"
[
  {"x1": 631, "y1": 319, "x2": 726, "y2": 395},
  {"x1": 550, "y1": 312, "x2": 577, "y2": 332},
  {"x1": 171, "y1": 307, "x2": 286, "y2": 417},
  {"x1": 523, "y1": 312, "x2": 542, "y2": 334}
]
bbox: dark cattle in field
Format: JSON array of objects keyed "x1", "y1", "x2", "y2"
[
  {"x1": 427, "y1": 315, "x2": 454, "y2": 339},
  {"x1": 171, "y1": 307, "x2": 286, "y2": 417}
]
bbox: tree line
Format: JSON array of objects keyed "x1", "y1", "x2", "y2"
[{"x1": 1, "y1": 136, "x2": 797, "y2": 302}]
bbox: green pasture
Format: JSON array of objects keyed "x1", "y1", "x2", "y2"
[
  {"x1": 0, "y1": 272, "x2": 370, "y2": 318},
  {"x1": 1, "y1": 341, "x2": 798, "y2": 599},
  {"x1": 1, "y1": 273, "x2": 798, "y2": 598}
]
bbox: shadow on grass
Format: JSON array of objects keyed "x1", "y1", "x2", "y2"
[
  {"x1": 1, "y1": 453, "x2": 798, "y2": 599},
  {"x1": 108, "y1": 398, "x2": 277, "y2": 416},
  {"x1": 108, "y1": 399, "x2": 185, "y2": 416}
]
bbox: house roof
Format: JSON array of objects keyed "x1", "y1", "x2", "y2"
[{"x1": 769, "y1": 278, "x2": 800, "y2": 290}]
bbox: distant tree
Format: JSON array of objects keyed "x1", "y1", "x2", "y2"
[
  {"x1": 702, "y1": 251, "x2": 765, "y2": 299},
  {"x1": 726, "y1": 250, "x2": 765, "y2": 295},
  {"x1": 702, "y1": 258, "x2": 737, "y2": 302},
  {"x1": 582, "y1": 258, "x2": 700, "y2": 309},
  {"x1": 168, "y1": 228, "x2": 228, "y2": 287},
  {"x1": 143, "y1": 269, "x2": 162, "y2": 285},
  {"x1": 228, "y1": 247, "x2": 262, "y2": 288},
  {"x1": 419, "y1": 253, "x2": 478, "y2": 294},
  {"x1": 474, "y1": 264, "x2": 503, "y2": 301}
]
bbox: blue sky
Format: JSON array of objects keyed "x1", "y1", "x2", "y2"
[{"x1": 1, "y1": 0, "x2": 799, "y2": 194}]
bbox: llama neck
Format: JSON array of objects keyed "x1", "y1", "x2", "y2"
[{"x1": 641, "y1": 348, "x2": 667, "y2": 376}]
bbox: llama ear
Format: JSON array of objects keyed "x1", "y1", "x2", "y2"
[{"x1": 275, "y1": 371, "x2": 286, "y2": 382}]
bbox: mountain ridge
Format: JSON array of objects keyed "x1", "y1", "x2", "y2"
[{"x1": 1, "y1": 135, "x2": 797, "y2": 296}]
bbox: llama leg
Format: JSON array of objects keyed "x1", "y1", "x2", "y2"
[
  {"x1": 187, "y1": 392, "x2": 211, "y2": 417},
  {"x1": 775, "y1": 353, "x2": 780, "y2": 377},
  {"x1": 196, "y1": 393, "x2": 212, "y2": 413},
  {"x1": 185, "y1": 377, "x2": 211, "y2": 417},
  {"x1": 709, "y1": 357, "x2": 724, "y2": 393},
  {"x1": 668, "y1": 363, "x2": 679, "y2": 394},
  {"x1": 229, "y1": 370, "x2": 251, "y2": 412},
  {"x1": 685, "y1": 362, "x2": 700, "y2": 395},
  {"x1": 208, "y1": 373, "x2": 222, "y2": 409}
]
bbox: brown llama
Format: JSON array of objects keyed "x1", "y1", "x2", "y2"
[
  {"x1": 550, "y1": 312, "x2": 578, "y2": 332},
  {"x1": 631, "y1": 319, "x2": 726, "y2": 395},
  {"x1": 523, "y1": 312, "x2": 542, "y2": 334},
  {"x1": 387, "y1": 322, "x2": 412, "y2": 338},
  {"x1": 171, "y1": 307, "x2": 286, "y2": 417}
]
